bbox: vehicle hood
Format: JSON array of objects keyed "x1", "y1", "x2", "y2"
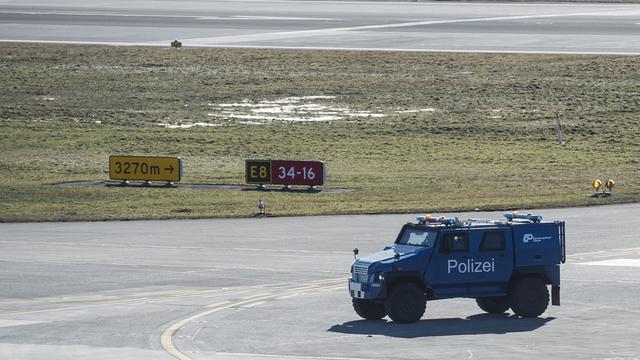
[{"x1": 358, "y1": 245, "x2": 422, "y2": 263}]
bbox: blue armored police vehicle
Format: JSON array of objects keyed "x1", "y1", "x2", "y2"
[{"x1": 349, "y1": 212, "x2": 566, "y2": 323}]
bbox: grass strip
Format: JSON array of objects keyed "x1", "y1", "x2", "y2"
[{"x1": 1, "y1": 43, "x2": 639, "y2": 221}]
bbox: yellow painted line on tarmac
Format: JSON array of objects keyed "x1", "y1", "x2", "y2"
[
  {"x1": 0, "y1": 288, "x2": 231, "y2": 306},
  {"x1": 161, "y1": 294, "x2": 279, "y2": 360},
  {"x1": 0, "y1": 298, "x2": 154, "y2": 317},
  {"x1": 241, "y1": 293, "x2": 273, "y2": 300},
  {"x1": 241, "y1": 301, "x2": 267, "y2": 308},
  {"x1": 0, "y1": 279, "x2": 345, "y2": 318},
  {"x1": 276, "y1": 282, "x2": 345, "y2": 300},
  {"x1": 0, "y1": 287, "x2": 259, "y2": 317},
  {"x1": 0, "y1": 281, "x2": 302, "y2": 307},
  {"x1": 39, "y1": 289, "x2": 220, "y2": 304},
  {"x1": 315, "y1": 284, "x2": 346, "y2": 292},
  {"x1": 205, "y1": 301, "x2": 232, "y2": 309},
  {"x1": 161, "y1": 278, "x2": 345, "y2": 360},
  {"x1": 306, "y1": 278, "x2": 347, "y2": 284}
]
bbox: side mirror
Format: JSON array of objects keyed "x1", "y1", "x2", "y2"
[
  {"x1": 353, "y1": 248, "x2": 359, "y2": 259},
  {"x1": 394, "y1": 252, "x2": 400, "y2": 260}
]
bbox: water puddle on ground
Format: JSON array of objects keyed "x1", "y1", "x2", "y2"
[{"x1": 158, "y1": 95, "x2": 387, "y2": 128}]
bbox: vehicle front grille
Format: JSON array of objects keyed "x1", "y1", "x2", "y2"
[{"x1": 352, "y1": 263, "x2": 369, "y2": 283}]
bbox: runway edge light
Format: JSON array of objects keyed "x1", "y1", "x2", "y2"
[
  {"x1": 592, "y1": 179, "x2": 602, "y2": 191},
  {"x1": 605, "y1": 179, "x2": 615, "y2": 190}
]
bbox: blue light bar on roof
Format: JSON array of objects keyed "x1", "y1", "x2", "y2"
[{"x1": 504, "y1": 212, "x2": 542, "y2": 222}]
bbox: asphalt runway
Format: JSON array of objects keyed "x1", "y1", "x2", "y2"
[
  {"x1": 1, "y1": 204, "x2": 639, "y2": 359},
  {"x1": 2, "y1": 0, "x2": 640, "y2": 54}
]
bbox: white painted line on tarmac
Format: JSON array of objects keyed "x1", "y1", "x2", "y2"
[
  {"x1": 229, "y1": 15, "x2": 344, "y2": 21},
  {"x1": 577, "y1": 259, "x2": 640, "y2": 267},
  {"x1": 0, "y1": 39, "x2": 161, "y2": 47},
  {"x1": 564, "y1": 278, "x2": 640, "y2": 284},
  {"x1": 0, "y1": 10, "x2": 335, "y2": 21},
  {"x1": 0, "y1": 10, "x2": 212, "y2": 19},
  {"x1": 275, "y1": 293, "x2": 298, "y2": 300},
  {"x1": 0, "y1": 239, "x2": 204, "y2": 250},
  {"x1": 0, "y1": 320, "x2": 50, "y2": 328},
  {"x1": 181, "y1": 9, "x2": 640, "y2": 45},
  {"x1": 1, "y1": 9, "x2": 344, "y2": 21},
  {"x1": 232, "y1": 247, "x2": 352, "y2": 255},
  {"x1": 221, "y1": 0, "x2": 640, "y2": 7},
  {"x1": 569, "y1": 247, "x2": 640, "y2": 259}
]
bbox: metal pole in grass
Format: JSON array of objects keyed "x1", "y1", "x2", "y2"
[{"x1": 555, "y1": 113, "x2": 565, "y2": 145}]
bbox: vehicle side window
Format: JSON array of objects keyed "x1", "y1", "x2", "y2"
[
  {"x1": 441, "y1": 233, "x2": 469, "y2": 252},
  {"x1": 481, "y1": 231, "x2": 505, "y2": 251}
]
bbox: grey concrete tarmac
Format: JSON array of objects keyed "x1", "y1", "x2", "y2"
[
  {"x1": 1, "y1": 0, "x2": 640, "y2": 54},
  {"x1": 0, "y1": 204, "x2": 639, "y2": 359}
]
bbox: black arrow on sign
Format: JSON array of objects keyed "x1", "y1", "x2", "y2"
[{"x1": 165, "y1": 165, "x2": 174, "y2": 173}]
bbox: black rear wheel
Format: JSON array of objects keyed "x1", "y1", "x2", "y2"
[
  {"x1": 385, "y1": 283, "x2": 426, "y2": 324},
  {"x1": 476, "y1": 296, "x2": 510, "y2": 314},
  {"x1": 352, "y1": 298, "x2": 387, "y2": 320},
  {"x1": 509, "y1": 277, "x2": 549, "y2": 318}
]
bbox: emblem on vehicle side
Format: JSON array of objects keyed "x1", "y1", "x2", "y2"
[{"x1": 523, "y1": 234, "x2": 551, "y2": 243}]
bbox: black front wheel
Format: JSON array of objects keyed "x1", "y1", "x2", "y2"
[
  {"x1": 476, "y1": 296, "x2": 510, "y2": 314},
  {"x1": 385, "y1": 283, "x2": 426, "y2": 324},
  {"x1": 352, "y1": 298, "x2": 387, "y2": 320}
]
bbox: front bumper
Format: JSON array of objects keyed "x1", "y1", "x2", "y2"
[{"x1": 349, "y1": 278, "x2": 383, "y2": 300}]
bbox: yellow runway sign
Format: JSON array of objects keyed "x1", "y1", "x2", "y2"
[
  {"x1": 245, "y1": 159, "x2": 271, "y2": 184},
  {"x1": 109, "y1": 156, "x2": 182, "y2": 182}
]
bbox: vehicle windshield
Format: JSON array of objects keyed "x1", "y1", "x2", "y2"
[{"x1": 397, "y1": 227, "x2": 438, "y2": 247}]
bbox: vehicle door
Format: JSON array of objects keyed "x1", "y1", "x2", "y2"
[
  {"x1": 425, "y1": 230, "x2": 471, "y2": 298},
  {"x1": 467, "y1": 229, "x2": 514, "y2": 296}
]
